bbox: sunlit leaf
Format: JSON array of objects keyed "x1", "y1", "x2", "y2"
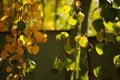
[
  {"x1": 79, "y1": 36, "x2": 88, "y2": 48},
  {"x1": 104, "y1": 22, "x2": 114, "y2": 31},
  {"x1": 74, "y1": 35, "x2": 81, "y2": 43},
  {"x1": 56, "y1": 34, "x2": 61, "y2": 41},
  {"x1": 96, "y1": 43, "x2": 110, "y2": 55},
  {"x1": 68, "y1": 17, "x2": 77, "y2": 26},
  {"x1": 93, "y1": 66, "x2": 102, "y2": 77},
  {"x1": 116, "y1": 36, "x2": 120, "y2": 42},
  {"x1": 62, "y1": 5, "x2": 71, "y2": 17},
  {"x1": 80, "y1": 66, "x2": 88, "y2": 80},
  {"x1": 113, "y1": 55, "x2": 120, "y2": 68},
  {"x1": 76, "y1": 0, "x2": 81, "y2": 7},
  {"x1": 78, "y1": 12, "x2": 85, "y2": 22},
  {"x1": 24, "y1": 37, "x2": 34, "y2": 45},
  {"x1": 60, "y1": 32, "x2": 69, "y2": 39},
  {"x1": 95, "y1": 43, "x2": 104, "y2": 55},
  {"x1": 66, "y1": 61, "x2": 76, "y2": 71},
  {"x1": 29, "y1": 60, "x2": 36, "y2": 68},
  {"x1": 93, "y1": 66, "x2": 110, "y2": 78},
  {"x1": 19, "y1": 35, "x2": 25, "y2": 45}
]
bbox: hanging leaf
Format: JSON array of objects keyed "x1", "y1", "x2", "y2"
[
  {"x1": 116, "y1": 36, "x2": 120, "y2": 42},
  {"x1": 106, "y1": 32, "x2": 115, "y2": 42},
  {"x1": 79, "y1": 36, "x2": 88, "y2": 48},
  {"x1": 80, "y1": 66, "x2": 88, "y2": 80},
  {"x1": 60, "y1": 32, "x2": 69, "y2": 39},
  {"x1": 96, "y1": 31, "x2": 104, "y2": 42},
  {"x1": 56, "y1": 34, "x2": 61, "y2": 41},
  {"x1": 78, "y1": 12, "x2": 85, "y2": 22},
  {"x1": 95, "y1": 43, "x2": 104, "y2": 55},
  {"x1": 25, "y1": 59, "x2": 36, "y2": 72},
  {"x1": 68, "y1": 17, "x2": 77, "y2": 26},
  {"x1": 113, "y1": 55, "x2": 120, "y2": 68},
  {"x1": 93, "y1": 66, "x2": 103, "y2": 77},
  {"x1": 74, "y1": 35, "x2": 81, "y2": 43},
  {"x1": 53, "y1": 58, "x2": 65, "y2": 71},
  {"x1": 65, "y1": 59, "x2": 76, "y2": 71},
  {"x1": 95, "y1": 43, "x2": 110, "y2": 55},
  {"x1": 100, "y1": 8, "x2": 118, "y2": 22},
  {"x1": 92, "y1": 19, "x2": 104, "y2": 32},
  {"x1": 64, "y1": 43, "x2": 74, "y2": 55},
  {"x1": 17, "y1": 20, "x2": 26, "y2": 31}
]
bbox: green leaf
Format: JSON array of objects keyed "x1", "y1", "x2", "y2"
[
  {"x1": 95, "y1": 43, "x2": 110, "y2": 55},
  {"x1": 103, "y1": 44, "x2": 110, "y2": 55},
  {"x1": 116, "y1": 36, "x2": 120, "y2": 42},
  {"x1": 93, "y1": 66, "x2": 110, "y2": 78},
  {"x1": 79, "y1": 36, "x2": 88, "y2": 48},
  {"x1": 66, "y1": 61, "x2": 76, "y2": 71},
  {"x1": 101, "y1": 8, "x2": 118, "y2": 22},
  {"x1": 106, "y1": 32, "x2": 115, "y2": 42},
  {"x1": 60, "y1": 32, "x2": 69, "y2": 39},
  {"x1": 99, "y1": 0, "x2": 108, "y2": 8},
  {"x1": 104, "y1": 22, "x2": 114, "y2": 30},
  {"x1": 56, "y1": 34, "x2": 61, "y2": 41},
  {"x1": 68, "y1": 17, "x2": 77, "y2": 26},
  {"x1": 64, "y1": 44, "x2": 71, "y2": 52},
  {"x1": 80, "y1": 66, "x2": 88, "y2": 76},
  {"x1": 65, "y1": 58, "x2": 75, "y2": 71},
  {"x1": 96, "y1": 31, "x2": 104, "y2": 42},
  {"x1": 53, "y1": 58, "x2": 65, "y2": 71},
  {"x1": 95, "y1": 43, "x2": 104, "y2": 55},
  {"x1": 92, "y1": 19, "x2": 104, "y2": 32},
  {"x1": 113, "y1": 55, "x2": 120, "y2": 68},
  {"x1": 17, "y1": 20, "x2": 26, "y2": 31}
]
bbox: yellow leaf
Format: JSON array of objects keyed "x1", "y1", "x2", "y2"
[
  {"x1": 79, "y1": 36, "x2": 88, "y2": 48},
  {"x1": 4, "y1": 43, "x2": 12, "y2": 52},
  {"x1": 1, "y1": 50, "x2": 7, "y2": 60},
  {"x1": 16, "y1": 47, "x2": 24, "y2": 56},
  {"x1": 6, "y1": 66, "x2": 12, "y2": 73}
]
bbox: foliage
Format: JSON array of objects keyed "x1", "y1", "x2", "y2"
[
  {"x1": 0, "y1": 0, "x2": 47, "y2": 80},
  {"x1": 52, "y1": 0, "x2": 120, "y2": 80}
]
